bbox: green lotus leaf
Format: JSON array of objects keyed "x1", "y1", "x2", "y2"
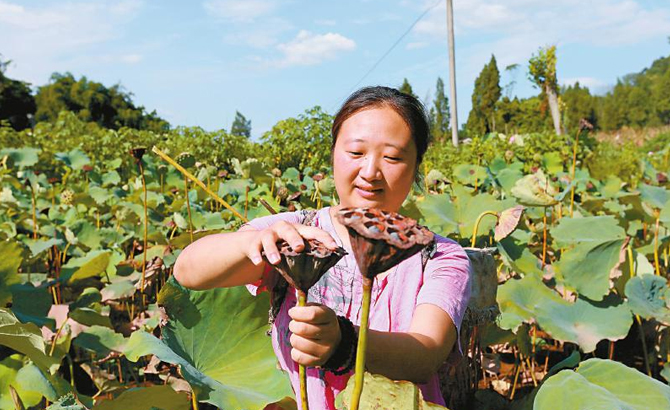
[
  {"x1": 542, "y1": 152, "x2": 563, "y2": 174},
  {"x1": 0, "y1": 241, "x2": 22, "y2": 306},
  {"x1": 550, "y1": 215, "x2": 625, "y2": 248},
  {"x1": 24, "y1": 238, "x2": 63, "y2": 258},
  {"x1": 124, "y1": 279, "x2": 292, "y2": 409},
  {"x1": 534, "y1": 359, "x2": 670, "y2": 410},
  {"x1": 69, "y1": 308, "x2": 112, "y2": 328},
  {"x1": 625, "y1": 274, "x2": 670, "y2": 325},
  {"x1": 68, "y1": 253, "x2": 110, "y2": 283},
  {"x1": 661, "y1": 199, "x2": 670, "y2": 226},
  {"x1": 335, "y1": 371, "x2": 447, "y2": 409},
  {"x1": 88, "y1": 186, "x2": 113, "y2": 205},
  {"x1": 73, "y1": 325, "x2": 126, "y2": 356},
  {"x1": 498, "y1": 276, "x2": 632, "y2": 352},
  {"x1": 454, "y1": 192, "x2": 514, "y2": 239},
  {"x1": 93, "y1": 385, "x2": 190, "y2": 410},
  {"x1": 497, "y1": 236, "x2": 543, "y2": 277},
  {"x1": 638, "y1": 183, "x2": 670, "y2": 210},
  {"x1": 510, "y1": 170, "x2": 558, "y2": 207},
  {"x1": 0, "y1": 355, "x2": 44, "y2": 408},
  {"x1": 15, "y1": 362, "x2": 71, "y2": 403},
  {"x1": 599, "y1": 176, "x2": 623, "y2": 199},
  {"x1": 0, "y1": 309, "x2": 60, "y2": 373},
  {"x1": 0, "y1": 147, "x2": 41, "y2": 168},
  {"x1": 554, "y1": 239, "x2": 627, "y2": 301},
  {"x1": 453, "y1": 163, "x2": 487, "y2": 186},
  {"x1": 416, "y1": 193, "x2": 458, "y2": 236},
  {"x1": 496, "y1": 168, "x2": 524, "y2": 196},
  {"x1": 10, "y1": 282, "x2": 54, "y2": 328},
  {"x1": 55, "y1": 148, "x2": 91, "y2": 171},
  {"x1": 101, "y1": 171, "x2": 121, "y2": 187}
]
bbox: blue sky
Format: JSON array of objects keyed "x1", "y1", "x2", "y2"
[{"x1": 1, "y1": 0, "x2": 669, "y2": 139}]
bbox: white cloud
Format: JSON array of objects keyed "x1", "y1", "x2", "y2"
[
  {"x1": 315, "y1": 19, "x2": 337, "y2": 26},
  {"x1": 406, "y1": 42, "x2": 428, "y2": 50},
  {"x1": 222, "y1": 17, "x2": 293, "y2": 49},
  {"x1": 0, "y1": 0, "x2": 143, "y2": 84},
  {"x1": 120, "y1": 54, "x2": 143, "y2": 64},
  {"x1": 273, "y1": 30, "x2": 356, "y2": 68},
  {"x1": 203, "y1": 0, "x2": 276, "y2": 22}
]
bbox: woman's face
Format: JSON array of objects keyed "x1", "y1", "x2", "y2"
[{"x1": 332, "y1": 106, "x2": 417, "y2": 213}]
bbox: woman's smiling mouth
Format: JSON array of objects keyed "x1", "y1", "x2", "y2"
[{"x1": 355, "y1": 186, "x2": 383, "y2": 199}]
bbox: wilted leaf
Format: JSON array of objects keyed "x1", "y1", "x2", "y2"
[
  {"x1": 510, "y1": 170, "x2": 558, "y2": 207},
  {"x1": 494, "y1": 205, "x2": 524, "y2": 242}
]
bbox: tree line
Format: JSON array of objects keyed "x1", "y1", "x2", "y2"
[{"x1": 1, "y1": 47, "x2": 669, "y2": 141}]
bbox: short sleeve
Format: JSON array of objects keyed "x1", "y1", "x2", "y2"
[
  {"x1": 416, "y1": 235, "x2": 471, "y2": 347},
  {"x1": 241, "y1": 211, "x2": 305, "y2": 295}
]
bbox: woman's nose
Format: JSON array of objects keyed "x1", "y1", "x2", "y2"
[{"x1": 359, "y1": 156, "x2": 382, "y2": 181}]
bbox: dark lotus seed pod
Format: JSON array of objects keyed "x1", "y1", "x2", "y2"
[
  {"x1": 130, "y1": 147, "x2": 146, "y2": 162},
  {"x1": 263, "y1": 238, "x2": 347, "y2": 294},
  {"x1": 335, "y1": 207, "x2": 434, "y2": 279}
]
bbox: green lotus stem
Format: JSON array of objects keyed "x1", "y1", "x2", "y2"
[
  {"x1": 29, "y1": 184, "x2": 37, "y2": 239},
  {"x1": 139, "y1": 160, "x2": 149, "y2": 293},
  {"x1": 471, "y1": 211, "x2": 499, "y2": 248},
  {"x1": 152, "y1": 146, "x2": 248, "y2": 222},
  {"x1": 184, "y1": 175, "x2": 194, "y2": 244},
  {"x1": 350, "y1": 278, "x2": 372, "y2": 410},
  {"x1": 654, "y1": 214, "x2": 661, "y2": 276},
  {"x1": 569, "y1": 129, "x2": 581, "y2": 218},
  {"x1": 298, "y1": 290, "x2": 309, "y2": 410},
  {"x1": 628, "y1": 244, "x2": 652, "y2": 376}
]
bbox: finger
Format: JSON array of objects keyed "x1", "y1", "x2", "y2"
[
  {"x1": 291, "y1": 347, "x2": 323, "y2": 367},
  {"x1": 246, "y1": 237, "x2": 264, "y2": 266},
  {"x1": 260, "y1": 231, "x2": 281, "y2": 264},
  {"x1": 290, "y1": 334, "x2": 329, "y2": 360},
  {"x1": 289, "y1": 319, "x2": 326, "y2": 340},
  {"x1": 289, "y1": 305, "x2": 334, "y2": 325},
  {"x1": 296, "y1": 226, "x2": 339, "y2": 250},
  {"x1": 274, "y1": 222, "x2": 305, "y2": 252}
]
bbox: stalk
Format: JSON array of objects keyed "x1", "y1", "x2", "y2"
[
  {"x1": 628, "y1": 244, "x2": 651, "y2": 376},
  {"x1": 138, "y1": 160, "x2": 149, "y2": 293},
  {"x1": 349, "y1": 278, "x2": 372, "y2": 410},
  {"x1": 184, "y1": 175, "x2": 194, "y2": 244},
  {"x1": 297, "y1": 290, "x2": 309, "y2": 410},
  {"x1": 30, "y1": 184, "x2": 38, "y2": 239},
  {"x1": 654, "y1": 214, "x2": 661, "y2": 276},
  {"x1": 569, "y1": 127, "x2": 581, "y2": 218},
  {"x1": 542, "y1": 209, "x2": 548, "y2": 267},
  {"x1": 152, "y1": 147, "x2": 247, "y2": 222},
  {"x1": 471, "y1": 211, "x2": 499, "y2": 248}
]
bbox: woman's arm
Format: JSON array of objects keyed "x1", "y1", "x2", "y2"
[
  {"x1": 173, "y1": 221, "x2": 339, "y2": 290},
  {"x1": 288, "y1": 303, "x2": 456, "y2": 384}
]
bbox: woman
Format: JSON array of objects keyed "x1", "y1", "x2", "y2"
[{"x1": 173, "y1": 86, "x2": 471, "y2": 409}]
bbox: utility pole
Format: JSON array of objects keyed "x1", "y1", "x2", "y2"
[{"x1": 446, "y1": 0, "x2": 459, "y2": 147}]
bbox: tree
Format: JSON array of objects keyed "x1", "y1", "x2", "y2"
[
  {"x1": 466, "y1": 55, "x2": 501, "y2": 136},
  {"x1": 561, "y1": 82, "x2": 597, "y2": 132},
  {"x1": 398, "y1": 78, "x2": 418, "y2": 99},
  {"x1": 0, "y1": 57, "x2": 36, "y2": 130},
  {"x1": 231, "y1": 111, "x2": 251, "y2": 138},
  {"x1": 529, "y1": 45, "x2": 562, "y2": 134},
  {"x1": 429, "y1": 77, "x2": 450, "y2": 142},
  {"x1": 35, "y1": 72, "x2": 169, "y2": 132}
]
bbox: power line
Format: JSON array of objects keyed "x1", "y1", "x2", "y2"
[{"x1": 331, "y1": 0, "x2": 442, "y2": 111}]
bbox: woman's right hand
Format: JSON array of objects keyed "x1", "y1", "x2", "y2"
[{"x1": 245, "y1": 221, "x2": 340, "y2": 266}]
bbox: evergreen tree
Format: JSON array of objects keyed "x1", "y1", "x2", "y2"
[
  {"x1": 0, "y1": 58, "x2": 36, "y2": 130},
  {"x1": 398, "y1": 78, "x2": 418, "y2": 99},
  {"x1": 466, "y1": 55, "x2": 501, "y2": 136},
  {"x1": 35, "y1": 72, "x2": 168, "y2": 132},
  {"x1": 231, "y1": 111, "x2": 251, "y2": 138},
  {"x1": 561, "y1": 82, "x2": 597, "y2": 132},
  {"x1": 429, "y1": 77, "x2": 450, "y2": 142}
]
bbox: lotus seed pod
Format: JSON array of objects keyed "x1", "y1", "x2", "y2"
[
  {"x1": 60, "y1": 189, "x2": 74, "y2": 206},
  {"x1": 336, "y1": 207, "x2": 434, "y2": 279},
  {"x1": 176, "y1": 152, "x2": 196, "y2": 169},
  {"x1": 263, "y1": 239, "x2": 347, "y2": 294},
  {"x1": 271, "y1": 168, "x2": 282, "y2": 178},
  {"x1": 130, "y1": 147, "x2": 146, "y2": 162}
]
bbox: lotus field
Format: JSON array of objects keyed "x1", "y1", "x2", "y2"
[{"x1": 1, "y1": 126, "x2": 670, "y2": 410}]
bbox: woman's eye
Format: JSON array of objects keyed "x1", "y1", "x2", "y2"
[
  {"x1": 348, "y1": 151, "x2": 363, "y2": 157},
  {"x1": 385, "y1": 156, "x2": 402, "y2": 162}
]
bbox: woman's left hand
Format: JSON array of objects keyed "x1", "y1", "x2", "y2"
[{"x1": 288, "y1": 303, "x2": 342, "y2": 367}]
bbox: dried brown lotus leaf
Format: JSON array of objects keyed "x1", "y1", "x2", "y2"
[
  {"x1": 263, "y1": 238, "x2": 347, "y2": 294},
  {"x1": 336, "y1": 207, "x2": 434, "y2": 279}
]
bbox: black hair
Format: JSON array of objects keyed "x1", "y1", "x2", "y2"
[{"x1": 331, "y1": 86, "x2": 431, "y2": 170}]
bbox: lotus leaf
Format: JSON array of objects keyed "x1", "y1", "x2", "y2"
[
  {"x1": 10, "y1": 282, "x2": 54, "y2": 327},
  {"x1": 46, "y1": 393, "x2": 87, "y2": 410},
  {"x1": 453, "y1": 163, "x2": 487, "y2": 186},
  {"x1": 550, "y1": 215, "x2": 625, "y2": 248},
  {"x1": 496, "y1": 168, "x2": 525, "y2": 196},
  {"x1": 124, "y1": 279, "x2": 292, "y2": 409},
  {"x1": 335, "y1": 371, "x2": 447, "y2": 410},
  {"x1": 0, "y1": 147, "x2": 41, "y2": 168},
  {"x1": 93, "y1": 385, "x2": 190, "y2": 410},
  {"x1": 542, "y1": 152, "x2": 563, "y2": 174},
  {"x1": 55, "y1": 148, "x2": 90, "y2": 171},
  {"x1": 554, "y1": 239, "x2": 627, "y2": 301},
  {"x1": 15, "y1": 362, "x2": 71, "y2": 403},
  {"x1": 494, "y1": 205, "x2": 525, "y2": 242},
  {"x1": 416, "y1": 193, "x2": 458, "y2": 236},
  {"x1": 638, "y1": 183, "x2": 670, "y2": 209},
  {"x1": 67, "y1": 252, "x2": 110, "y2": 283},
  {"x1": 498, "y1": 276, "x2": 632, "y2": 352},
  {"x1": 0, "y1": 309, "x2": 60, "y2": 372},
  {"x1": 73, "y1": 325, "x2": 126, "y2": 356},
  {"x1": 24, "y1": 238, "x2": 63, "y2": 257},
  {"x1": 0, "y1": 241, "x2": 22, "y2": 305},
  {"x1": 497, "y1": 236, "x2": 543, "y2": 277},
  {"x1": 534, "y1": 359, "x2": 670, "y2": 410},
  {"x1": 0, "y1": 355, "x2": 44, "y2": 409},
  {"x1": 625, "y1": 274, "x2": 670, "y2": 325},
  {"x1": 510, "y1": 170, "x2": 558, "y2": 207}
]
